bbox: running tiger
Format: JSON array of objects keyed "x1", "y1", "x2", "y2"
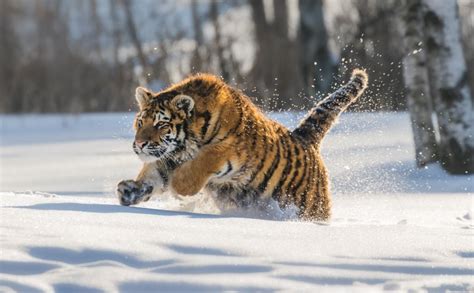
[{"x1": 117, "y1": 69, "x2": 368, "y2": 221}]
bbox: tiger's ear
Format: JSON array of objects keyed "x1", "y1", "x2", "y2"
[
  {"x1": 135, "y1": 87, "x2": 152, "y2": 109},
  {"x1": 171, "y1": 95, "x2": 194, "y2": 116}
]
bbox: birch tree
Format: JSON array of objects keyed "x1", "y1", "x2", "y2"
[
  {"x1": 401, "y1": 0, "x2": 438, "y2": 167},
  {"x1": 423, "y1": 0, "x2": 474, "y2": 174}
]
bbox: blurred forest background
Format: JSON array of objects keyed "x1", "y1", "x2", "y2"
[
  {"x1": 1, "y1": 0, "x2": 472, "y2": 114},
  {"x1": 0, "y1": 0, "x2": 473, "y2": 174}
]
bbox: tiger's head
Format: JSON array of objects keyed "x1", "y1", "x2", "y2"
[{"x1": 132, "y1": 87, "x2": 195, "y2": 163}]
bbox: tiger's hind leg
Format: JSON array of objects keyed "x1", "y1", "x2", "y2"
[
  {"x1": 298, "y1": 188, "x2": 332, "y2": 222},
  {"x1": 208, "y1": 184, "x2": 260, "y2": 212}
]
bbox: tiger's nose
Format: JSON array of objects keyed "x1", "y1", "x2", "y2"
[{"x1": 135, "y1": 140, "x2": 148, "y2": 149}]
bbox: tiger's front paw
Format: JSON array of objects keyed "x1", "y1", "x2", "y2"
[{"x1": 116, "y1": 180, "x2": 153, "y2": 206}]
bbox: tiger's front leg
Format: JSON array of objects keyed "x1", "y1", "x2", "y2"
[
  {"x1": 170, "y1": 145, "x2": 229, "y2": 196},
  {"x1": 116, "y1": 162, "x2": 167, "y2": 206}
]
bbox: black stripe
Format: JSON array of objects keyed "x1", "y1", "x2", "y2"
[
  {"x1": 273, "y1": 134, "x2": 293, "y2": 200},
  {"x1": 192, "y1": 79, "x2": 204, "y2": 90},
  {"x1": 306, "y1": 152, "x2": 319, "y2": 211},
  {"x1": 285, "y1": 143, "x2": 301, "y2": 195},
  {"x1": 292, "y1": 146, "x2": 308, "y2": 207},
  {"x1": 219, "y1": 161, "x2": 233, "y2": 178},
  {"x1": 176, "y1": 123, "x2": 183, "y2": 136},
  {"x1": 279, "y1": 139, "x2": 296, "y2": 207},
  {"x1": 203, "y1": 120, "x2": 221, "y2": 146},
  {"x1": 182, "y1": 120, "x2": 189, "y2": 140},
  {"x1": 199, "y1": 111, "x2": 212, "y2": 138},
  {"x1": 314, "y1": 107, "x2": 325, "y2": 115},
  {"x1": 249, "y1": 135, "x2": 269, "y2": 184},
  {"x1": 154, "y1": 90, "x2": 179, "y2": 102},
  {"x1": 305, "y1": 116, "x2": 318, "y2": 125},
  {"x1": 298, "y1": 189, "x2": 309, "y2": 211},
  {"x1": 204, "y1": 107, "x2": 222, "y2": 140},
  {"x1": 302, "y1": 151, "x2": 315, "y2": 211},
  {"x1": 257, "y1": 139, "x2": 281, "y2": 194},
  {"x1": 241, "y1": 120, "x2": 258, "y2": 171},
  {"x1": 293, "y1": 148, "x2": 309, "y2": 197},
  {"x1": 203, "y1": 107, "x2": 242, "y2": 146},
  {"x1": 218, "y1": 108, "x2": 244, "y2": 142}
]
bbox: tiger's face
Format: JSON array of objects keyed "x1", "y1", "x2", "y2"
[{"x1": 132, "y1": 87, "x2": 194, "y2": 162}]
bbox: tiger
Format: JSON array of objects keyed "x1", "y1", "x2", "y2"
[{"x1": 116, "y1": 69, "x2": 368, "y2": 221}]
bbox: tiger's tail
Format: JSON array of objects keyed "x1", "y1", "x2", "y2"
[{"x1": 293, "y1": 69, "x2": 368, "y2": 144}]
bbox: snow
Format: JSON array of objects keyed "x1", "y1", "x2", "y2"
[{"x1": 1, "y1": 112, "x2": 473, "y2": 292}]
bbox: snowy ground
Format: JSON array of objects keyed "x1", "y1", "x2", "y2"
[{"x1": 0, "y1": 112, "x2": 473, "y2": 292}]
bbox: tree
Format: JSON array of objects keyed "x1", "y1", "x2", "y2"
[
  {"x1": 248, "y1": 0, "x2": 304, "y2": 110},
  {"x1": 423, "y1": 0, "x2": 474, "y2": 174},
  {"x1": 248, "y1": 0, "x2": 275, "y2": 108},
  {"x1": 190, "y1": 0, "x2": 205, "y2": 72},
  {"x1": 120, "y1": 0, "x2": 150, "y2": 85},
  {"x1": 401, "y1": 0, "x2": 473, "y2": 174},
  {"x1": 271, "y1": 0, "x2": 304, "y2": 110},
  {"x1": 298, "y1": 0, "x2": 335, "y2": 97},
  {"x1": 332, "y1": 0, "x2": 406, "y2": 111},
  {"x1": 401, "y1": 0, "x2": 438, "y2": 166},
  {"x1": 210, "y1": 0, "x2": 230, "y2": 81},
  {"x1": 0, "y1": 0, "x2": 20, "y2": 112}
]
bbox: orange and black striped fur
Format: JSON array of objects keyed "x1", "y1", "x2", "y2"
[{"x1": 117, "y1": 69, "x2": 368, "y2": 221}]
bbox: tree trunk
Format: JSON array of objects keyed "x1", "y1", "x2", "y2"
[
  {"x1": 120, "y1": 0, "x2": 150, "y2": 85},
  {"x1": 401, "y1": 0, "x2": 438, "y2": 167},
  {"x1": 248, "y1": 0, "x2": 273, "y2": 108},
  {"x1": 423, "y1": 0, "x2": 474, "y2": 174},
  {"x1": 89, "y1": 0, "x2": 104, "y2": 61},
  {"x1": 210, "y1": 0, "x2": 230, "y2": 81},
  {"x1": 190, "y1": 0, "x2": 204, "y2": 72},
  {"x1": 0, "y1": 0, "x2": 18, "y2": 112},
  {"x1": 298, "y1": 0, "x2": 335, "y2": 97},
  {"x1": 270, "y1": 0, "x2": 304, "y2": 110}
]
